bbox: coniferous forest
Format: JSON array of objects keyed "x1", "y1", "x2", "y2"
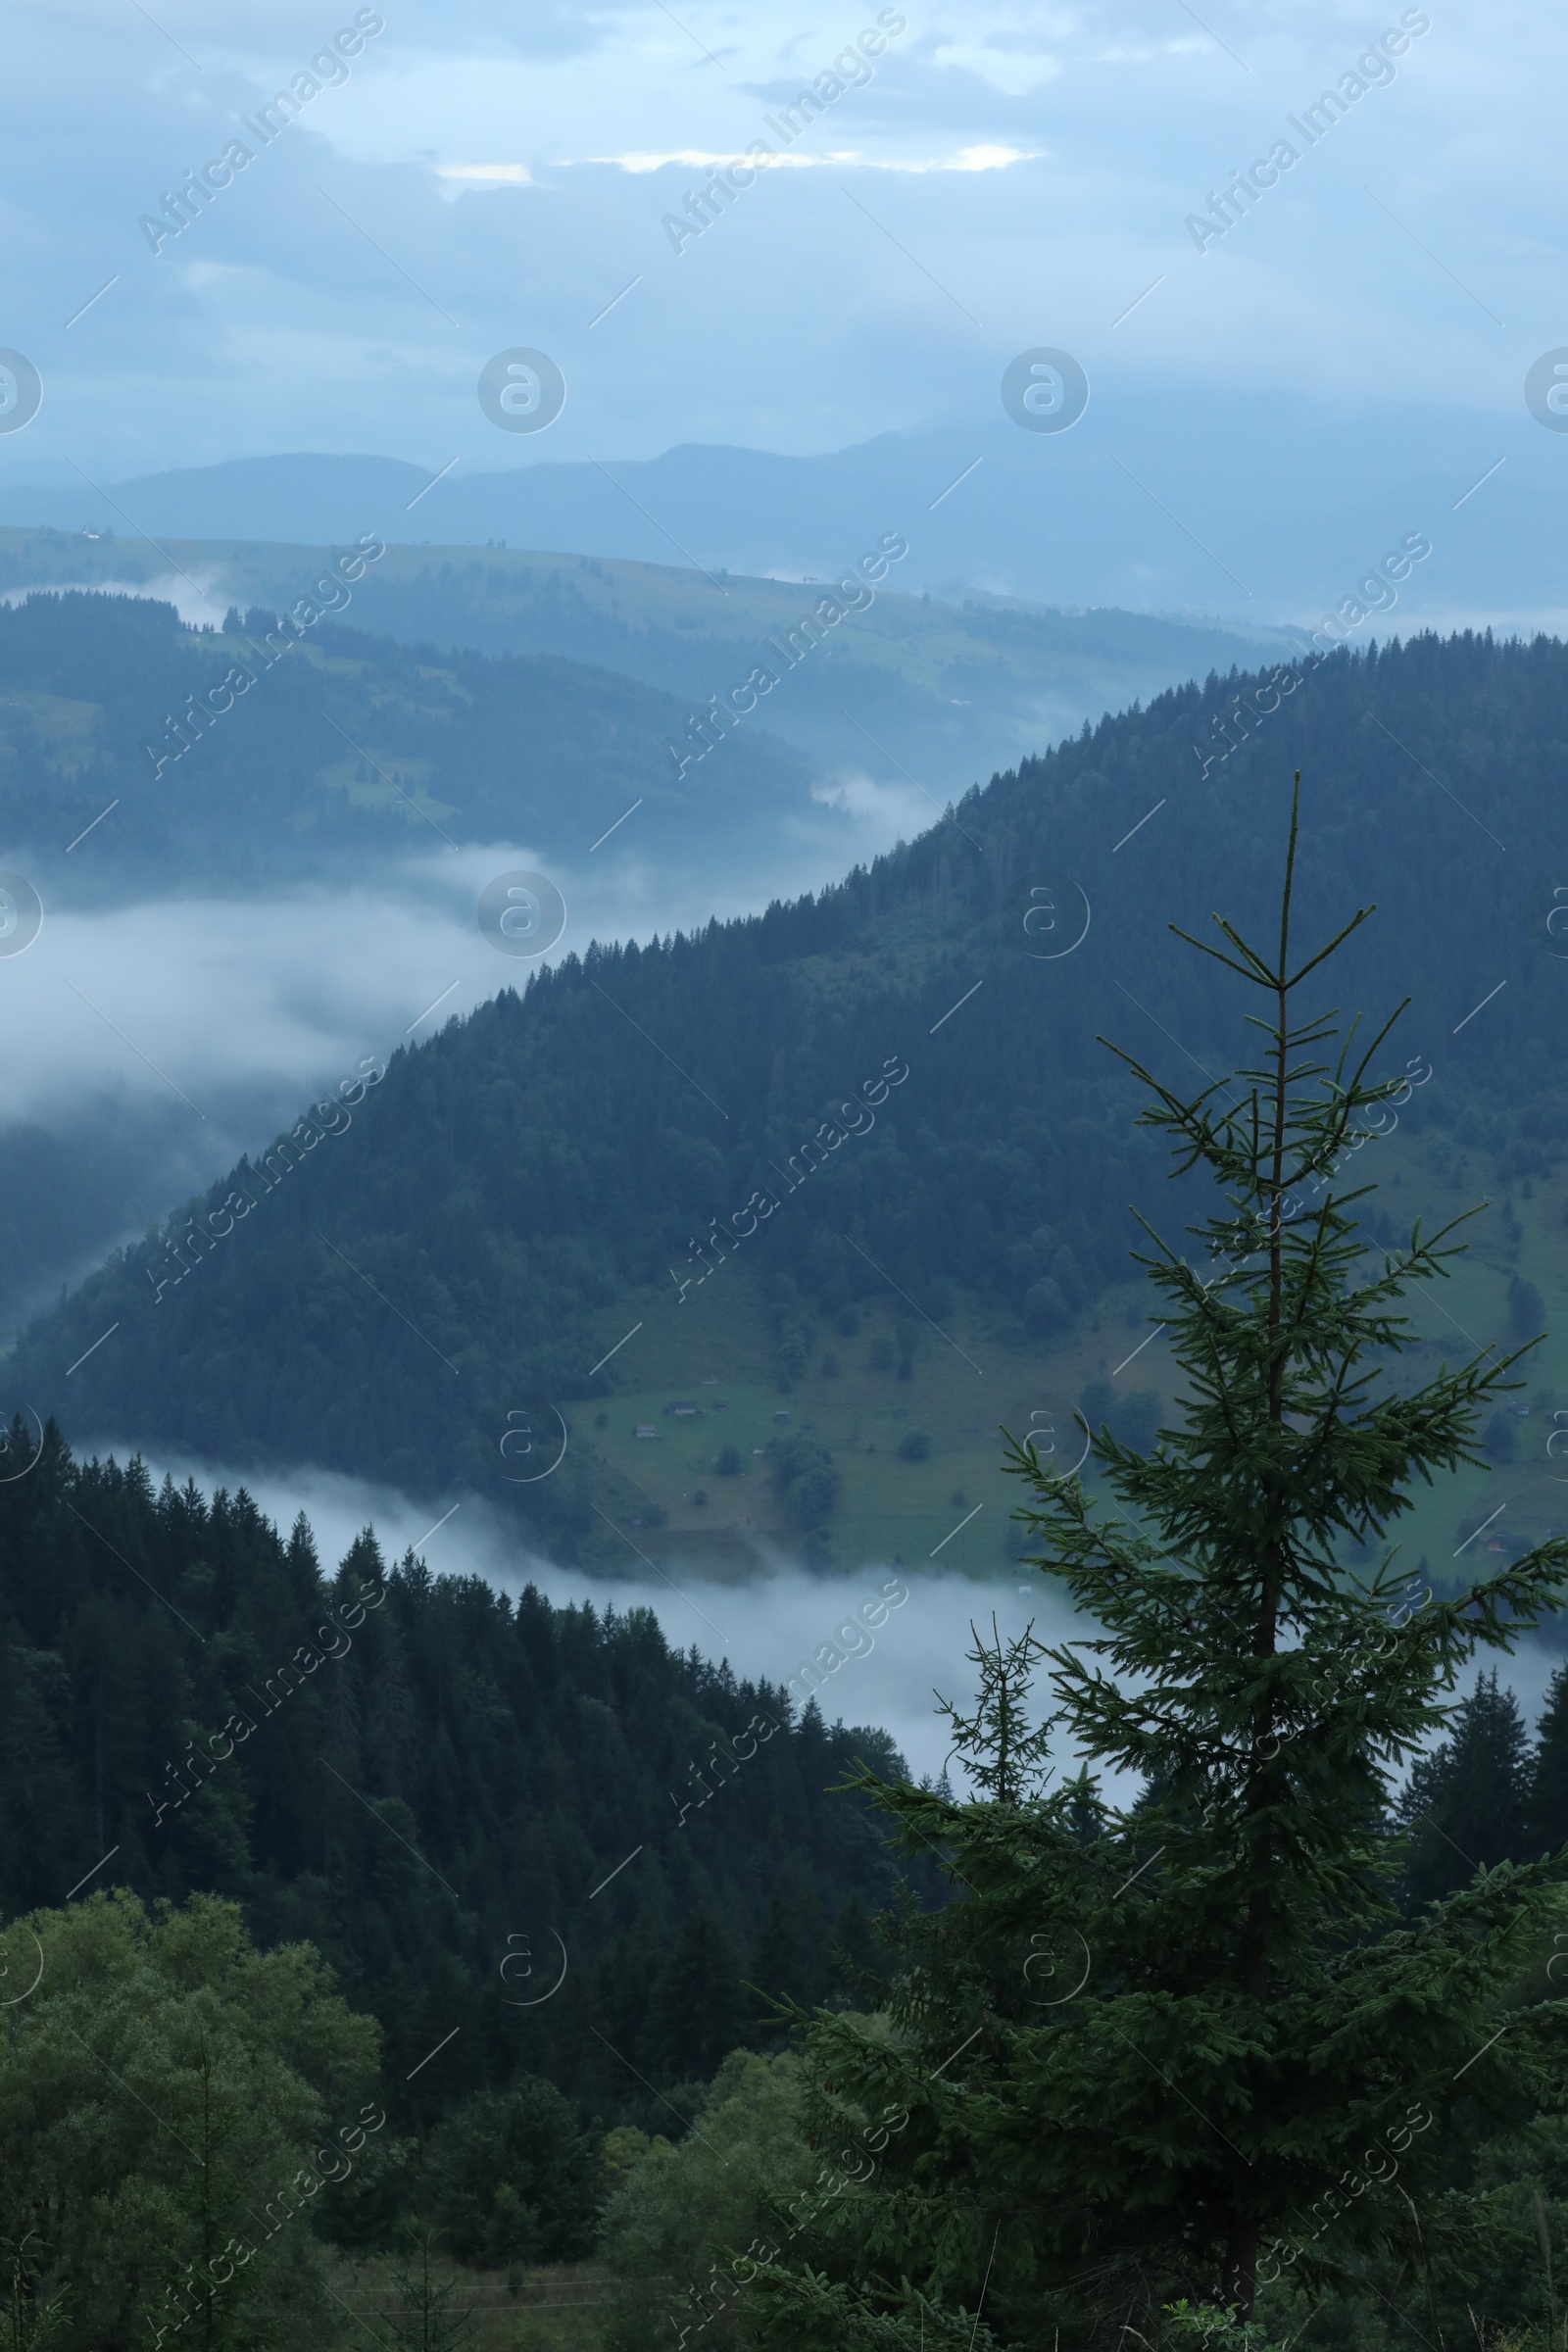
[{"x1": 7, "y1": 771, "x2": 1568, "y2": 2346}]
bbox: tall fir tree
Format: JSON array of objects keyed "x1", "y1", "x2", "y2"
[
  {"x1": 1528, "y1": 1662, "x2": 1568, "y2": 1860},
  {"x1": 1398, "y1": 1669, "x2": 1531, "y2": 1908},
  {"x1": 647, "y1": 1908, "x2": 747, "y2": 2082},
  {"x1": 751, "y1": 778, "x2": 1568, "y2": 2351}
]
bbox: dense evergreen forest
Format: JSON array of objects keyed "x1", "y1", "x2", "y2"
[
  {"x1": 6, "y1": 816, "x2": 1568, "y2": 2351},
  {"x1": 13, "y1": 626, "x2": 1567, "y2": 1542},
  {"x1": 0, "y1": 1419, "x2": 910, "y2": 2146},
  {"x1": 0, "y1": 588, "x2": 818, "y2": 896},
  {"x1": 6, "y1": 709, "x2": 1568, "y2": 2346}
]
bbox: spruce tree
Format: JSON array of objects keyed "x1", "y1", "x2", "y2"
[
  {"x1": 1527, "y1": 1661, "x2": 1568, "y2": 1859},
  {"x1": 750, "y1": 781, "x2": 1568, "y2": 2350},
  {"x1": 751, "y1": 1863, "x2": 829, "y2": 2035},
  {"x1": 1398, "y1": 1668, "x2": 1531, "y2": 1908},
  {"x1": 647, "y1": 1907, "x2": 747, "y2": 2082}
]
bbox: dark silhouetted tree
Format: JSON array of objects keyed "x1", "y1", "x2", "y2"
[{"x1": 1398, "y1": 1669, "x2": 1531, "y2": 1907}]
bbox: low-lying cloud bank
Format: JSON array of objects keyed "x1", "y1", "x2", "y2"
[
  {"x1": 75, "y1": 1442, "x2": 1084, "y2": 1789},
  {"x1": 73, "y1": 1443, "x2": 1567, "y2": 1802}
]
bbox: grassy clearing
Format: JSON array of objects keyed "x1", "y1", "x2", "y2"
[{"x1": 578, "y1": 1117, "x2": 1568, "y2": 1596}]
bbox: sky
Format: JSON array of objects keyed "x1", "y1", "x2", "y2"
[{"x1": 0, "y1": 0, "x2": 1561, "y2": 496}]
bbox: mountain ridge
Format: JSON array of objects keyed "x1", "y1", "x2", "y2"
[{"x1": 5, "y1": 409, "x2": 1565, "y2": 622}]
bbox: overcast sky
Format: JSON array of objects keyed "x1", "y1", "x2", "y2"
[{"x1": 1, "y1": 0, "x2": 1558, "y2": 485}]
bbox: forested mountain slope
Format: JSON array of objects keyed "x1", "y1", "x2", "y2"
[{"x1": 11, "y1": 629, "x2": 1566, "y2": 1558}]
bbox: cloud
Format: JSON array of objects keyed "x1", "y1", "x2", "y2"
[
  {"x1": 809, "y1": 767, "x2": 942, "y2": 842},
  {"x1": 66, "y1": 1431, "x2": 1568, "y2": 1805},
  {"x1": 0, "y1": 574, "x2": 230, "y2": 626},
  {"x1": 0, "y1": 784, "x2": 921, "y2": 1138},
  {"x1": 432, "y1": 161, "x2": 534, "y2": 184},
  {"x1": 0, "y1": 0, "x2": 1556, "y2": 674},
  {"x1": 565, "y1": 144, "x2": 1038, "y2": 173}
]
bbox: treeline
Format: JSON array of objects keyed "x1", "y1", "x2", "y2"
[
  {"x1": 324, "y1": 546, "x2": 1275, "y2": 765},
  {"x1": 0, "y1": 1420, "x2": 918, "y2": 2145},
  {"x1": 1399, "y1": 1665, "x2": 1568, "y2": 1905}
]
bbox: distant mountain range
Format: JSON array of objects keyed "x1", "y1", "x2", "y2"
[{"x1": 3, "y1": 392, "x2": 1565, "y2": 626}]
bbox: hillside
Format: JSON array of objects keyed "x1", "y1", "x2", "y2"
[
  {"x1": 0, "y1": 588, "x2": 822, "y2": 900},
  {"x1": 0, "y1": 524, "x2": 1286, "y2": 811},
  {"x1": 12, "y1": 626, "x2": 1568, "y2": 1573}
]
